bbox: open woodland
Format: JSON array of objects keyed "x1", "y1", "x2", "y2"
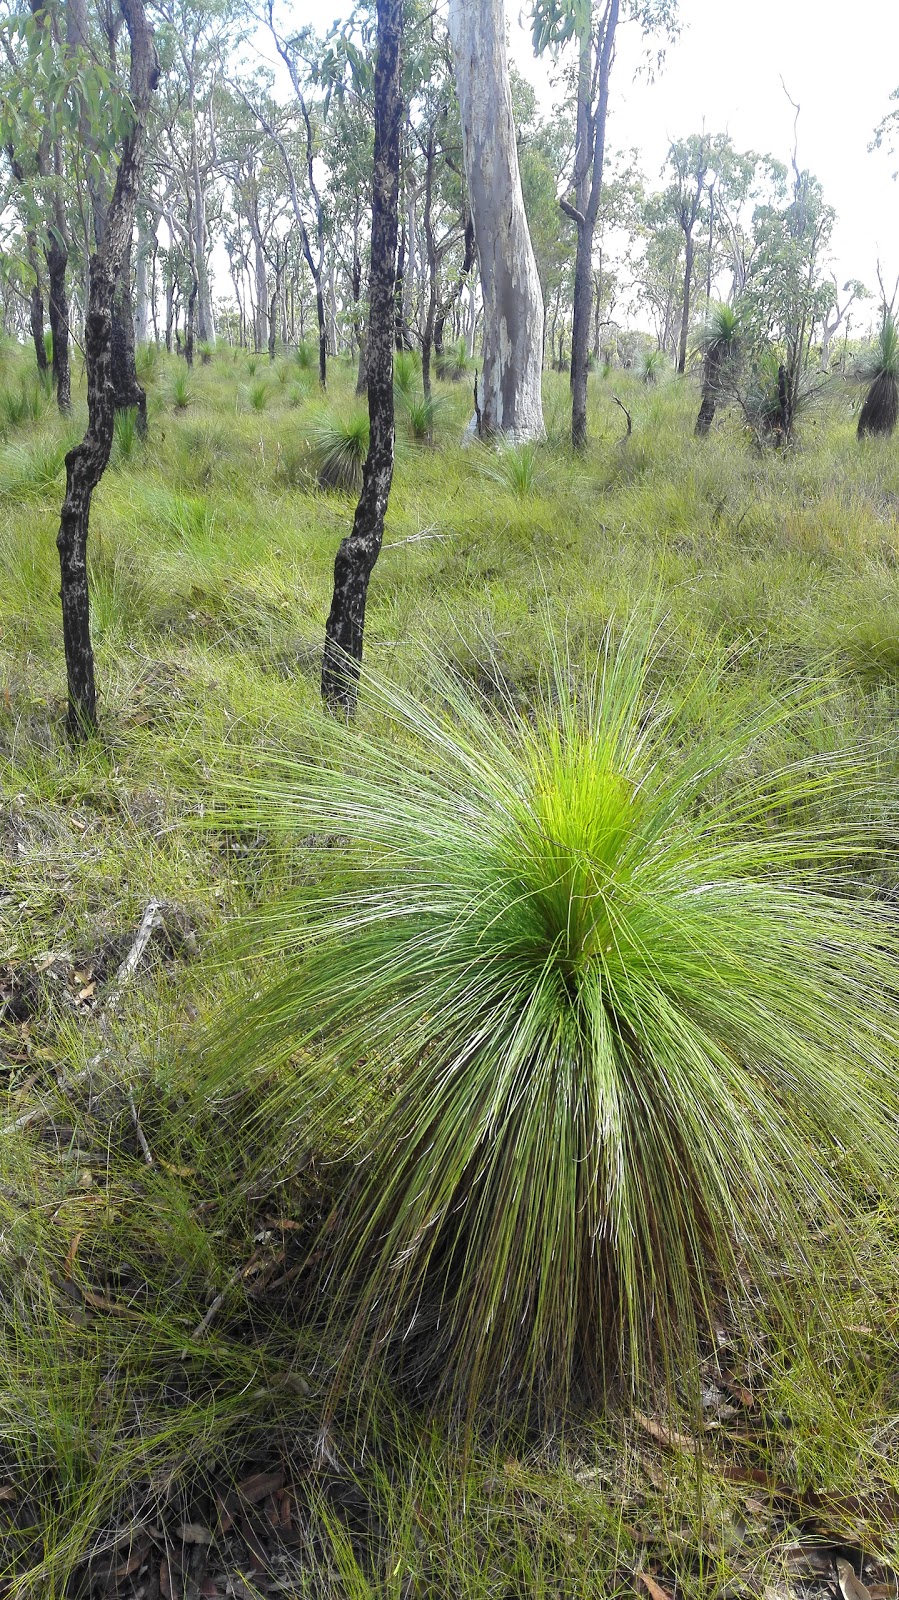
[{"x1": 3, "y1": 0, "x2": 899, "y2": 1595}]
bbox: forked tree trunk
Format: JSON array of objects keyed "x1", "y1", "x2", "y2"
[
  {"x1": 447, "y1": 0, "x2": 544, "y2": 440},
  {"x1": 56, "y1": 0, "x2": 159, "y2": 739},
  {"x1": 321, "y1": 0, "x2": 402, "y2": 715}
]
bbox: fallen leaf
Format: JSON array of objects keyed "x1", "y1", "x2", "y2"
[
  {"x1": 177, "y1": 1521, "x2": 213, "y2": 1545},
  {"x1": 637, "y1": 1569, "x2": 676, "y2": 1600},
  {"x1": 237, "y1": 1469, "x2": 285, "y2": 1504},
  {"x1": 77, "y1": 983, "x2": 96, "y2": 1001},
  {"x1": 0, "y1": 1485, "x2": 17, "y2": 1502},
  {"x1": 63, "y1": 1230, "x2": 83, "y2": 1279},
  {"x1": 634, "y1": 1412, "x2": 696, "y2": 1452}
]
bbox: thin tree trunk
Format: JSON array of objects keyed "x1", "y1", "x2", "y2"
[
  {"x1": 677, "y1": 229, "x2": 694, "y2": 376},
  {"x1": 56, "y1": 0, "x2": 158, "y2": 738},
  {"x1": 46, "y1": 235, "x2": 71, "y2": 412},
  {"x1": 322, "y1": 0, "x2": 402, "y2": 715},
  {"x1": 29, "y1": 250, "x2": 48, "y2": 375}
]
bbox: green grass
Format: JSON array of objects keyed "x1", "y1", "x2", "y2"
[{"x1": 4, "y1": 343, "x2": 899, "y2": 1591}]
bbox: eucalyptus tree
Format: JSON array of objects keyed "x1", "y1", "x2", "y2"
[
  {"x1": 259, "y1": 6, "x2": 331, "y2": 385},
  {"x1": 56, "y1": 0, "x2": 159, "y2": 735},
  {"x1": 447, "y1": 0, "x2": 544, "y2": 439},
  {"x1": 152, "y1": 0, "x2": 235, "y2": 346},
  {"x1": 322, "y1": 0, "x2": 403, "y2": 714},
  {"x1": 531, "y1": 0, "x2": 678, "y2": 448},
  {"x1": 0, "y1": 0, "x2": 78, "y2": 407}
]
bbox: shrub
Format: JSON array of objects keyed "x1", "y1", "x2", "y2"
[
  {"x1": 310, "y1": 409, "x2": 369, "y2": 493},
  {"x1": 249, "y1": 379, "x2": 271, "y2": 413},
  {"x1": 213, "y1": 634, "x2": 899, "y2": 1415},
  {"x1": 293, "y1": 341, "x2": 315, "y2": 371}
]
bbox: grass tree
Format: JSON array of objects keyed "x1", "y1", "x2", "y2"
[
  {"x1": 694, "y1": 302, "x2": 741, "y2": 435},
  {"x1": 857, "y1": 314, "x2": 899, "y2": 439},
  {"x1": 215, "y1": 632, "x2": 899, "y2": 1417}
]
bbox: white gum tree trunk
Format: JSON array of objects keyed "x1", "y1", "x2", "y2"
[{"x1": 448, "y1": 0, "x2": 545, "y2": 440}]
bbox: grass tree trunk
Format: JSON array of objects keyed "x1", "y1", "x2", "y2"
[
  {"x1": 56, "y1": 0, "x2": 159, "y2": 740},
  {"x1": 321, "y1": 0, "x2": 403, "y2": 716},
  {"x1": 447, "y1": 0, "x2": 544, "y2": 440}
]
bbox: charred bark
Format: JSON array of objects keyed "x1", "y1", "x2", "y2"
[
  {"x1": 322, "y1": 0, "x2": 402, "y2": 716},
  {"x1": 56, "y1": 0, "x2": 159, "y2": 739},
  {"x1": 46, "y1": 236, "x2": 71, "y2": 413},
  {"x1": 29, "y1": 275, "x2": 48, "y2": 375},
  {"x1": 110, "y1": 234, "x2": 147, "y2": 435}
]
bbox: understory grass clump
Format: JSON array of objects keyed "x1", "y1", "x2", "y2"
[
  {"x1": 311, "y1": 408, "x2": 370, "y2": 492},
  {"x1": 213, "y1": 633, "x2": 899, "y2": 1419}
]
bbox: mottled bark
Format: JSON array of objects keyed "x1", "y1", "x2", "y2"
[
  {"x1": 57, "y1": 0, "x2": 159, "y2": 739},
  {"x1": 448, "y1": 0, "x2": 544, "y2": 440},
  {"x1": 322, "y1": 0, "x2": 402, "y2": 715}
]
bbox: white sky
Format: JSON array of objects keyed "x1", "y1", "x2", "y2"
[{"x1": 265, "y1": 0, "x2": 899, "y2": 319}]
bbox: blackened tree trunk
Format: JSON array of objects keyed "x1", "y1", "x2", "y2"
[
  {"x1": 29, "y1": 263, "x2": 48, "y2": 375},
  {"x1": 57, "y1": 0, "x2": 159, "y2": 739},
  {"x1": 321, "y1": 0, "x2": 403, "y2": 716},
  {"x1": 46, "y1": 234, "x2": 71, "y2": 413},
  {"x1": 111, "y1": 234, "x2": 148, "y2": 435}
]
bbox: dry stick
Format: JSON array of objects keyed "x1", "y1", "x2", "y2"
[
  {"x1": 5, "y1": 900, "x2": 164, "y2": 1144},
  {"x1": 613, "y1": 395, "x2": 632, "y2": 438}
]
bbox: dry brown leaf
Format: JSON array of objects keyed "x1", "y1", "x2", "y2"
[
  {"x1": 634, "y1": 1412, "x2": 696, "y2": 1452},
  {"x1": 0, "y1": 1485, "x2": 17, "y2": 1502},
  {"x1": 63, "y1": 1230, "x2": 83, "y2": 1279},
  {"x1": 637, "y1": 1569, "x2": 676, "y2": 1600},
  {"x1": 237, "y1": 1469, "x2": 285, "y2": 1504}
]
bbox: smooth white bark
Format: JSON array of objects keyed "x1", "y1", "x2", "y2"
[{"x1": 448, "y1": 0, "x2": 545, "y2": 439}]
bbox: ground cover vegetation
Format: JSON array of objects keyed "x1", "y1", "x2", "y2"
[
  {"x1": 3, "y1": 341, "x2": 899, "y2": 1597},
  {"x1": 4, "y1": 0, "x2": 899, "y2": 1594}
]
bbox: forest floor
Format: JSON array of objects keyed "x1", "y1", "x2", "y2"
[{"x1": 3, "y1": 341, "x2": 899, "y2": 1597}]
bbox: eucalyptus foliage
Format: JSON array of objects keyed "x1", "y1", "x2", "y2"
[{"x1": 213, "y1": 631, "x2": 899, "y2": 1415}]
